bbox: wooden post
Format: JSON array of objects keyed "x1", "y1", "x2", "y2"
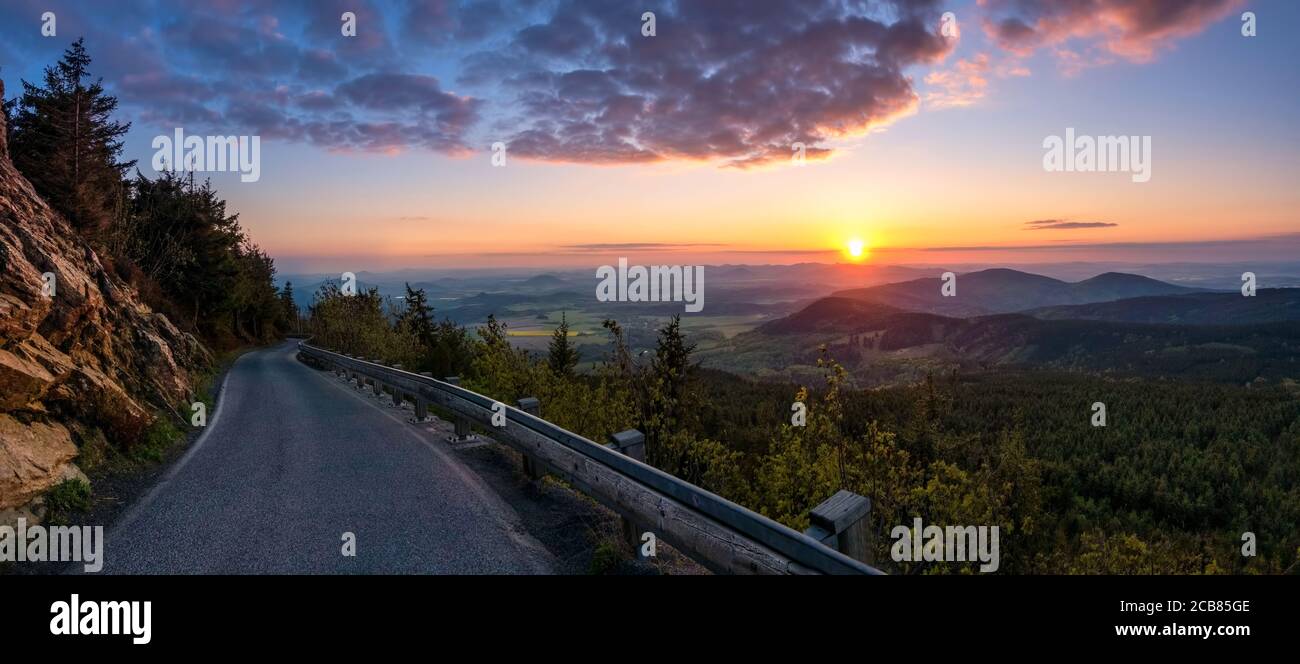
[
  {"x1": 516, "y1": 397, "x2": 543, "y2": 480},
  {"x1": 804, "y1": 490, "x2": 873, "y2": 565},
  {"x1": 608, "y1": 429, "x2": 649, "y2": 559},
  {"x1": 444, "y1": 376, "x2": 475, "y2": 442}
]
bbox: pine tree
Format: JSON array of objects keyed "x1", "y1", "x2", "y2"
[
  {"x1": 645, "y1": 315, "x2": 697, "y2": 466},
  {"x1": 279, "y1": 282, "x2": 299, "y2": 333},
  {"x1": 8, "y1": 38, "x2": 135, "y2": 232},
  {"x1": 399, "y1": 284, "x2": 435, "y2": 347},
  {"x1": 547, "y1": 312, "x2": 579, "y2": 377}
]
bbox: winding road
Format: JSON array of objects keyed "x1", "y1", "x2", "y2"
[{"x1": 100, "y1": 341, "x2": 555, "y2": 574}]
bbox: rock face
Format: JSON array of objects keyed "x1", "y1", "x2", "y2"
[{"x1": 0, "y1": 78, "x2": 209, "y2": 516}]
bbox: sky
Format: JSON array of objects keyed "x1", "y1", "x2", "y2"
[{"x1": 1, "y1": 0, "x2": 1297, "y2": 273}]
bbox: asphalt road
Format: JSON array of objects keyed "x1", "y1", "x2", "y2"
[{"x1": 100, "y1": 341, "x2": 556, "y2": 574}]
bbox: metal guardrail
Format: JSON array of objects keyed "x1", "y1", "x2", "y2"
[{"x1": 298, "y1": 341, "x2": 883, "y2": 575}]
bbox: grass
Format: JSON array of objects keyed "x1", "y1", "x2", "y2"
[
  {"x1": 43, "y1": 478, "x2": 92, "y2": 526},
  {"x1": 131, "y1": 416, "x2": 183, "y2": 463},
  {"x1": 589, "y1": 539, "x2": 625, "y2": 574}
]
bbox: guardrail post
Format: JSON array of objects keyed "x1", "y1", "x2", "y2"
[
  {"x1": 413, "y1": 373, "x2": 433, "y2": 421},
  {"x1": 516, "y1": 397, "x2": 544, "y2": 480},
  {"x1": 444, "y1": 376, "x2": 476, "y2": 443},
  {"x1": 606, "y1": 429, "x2": 646, "y2": 462},
  {"x1": 804, "y1": 490, "x2": 873, "y2": 565},
  {"x1": 607, "y1": 429, "x2": 650, "y2": 559}
]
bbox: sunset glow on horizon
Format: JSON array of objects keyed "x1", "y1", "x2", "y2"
[{"x1": 4, "y1": 0, "x2": 1296, "y2": 274}]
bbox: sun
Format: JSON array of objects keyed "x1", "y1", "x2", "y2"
[{"x1": 846, "y1": 238, "x2": 867, "y2": 260}]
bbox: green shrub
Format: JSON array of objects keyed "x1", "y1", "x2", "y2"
[
  {"x1": 132, "y1": 416, "x2": 182, "y2": 463},
  {"x1": 589, "y1": 540, "x2": 624, "y2": 575},
  {"x1": 44, "y1": 478, "x2": 92, "y2": 525}
]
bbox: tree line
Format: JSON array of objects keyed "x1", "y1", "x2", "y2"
[{"x1": 3, "y1": 39, "x2": 290, "y2": 347}]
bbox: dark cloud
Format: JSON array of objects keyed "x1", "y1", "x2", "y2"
[
  {"x1": 298, "y1": 0, "x2": 393, "y2": 61},
  {"x1": 339, "y1": 73, "x2": 465, "y2": 111},
  {"x1": 1025, "y1": 219, "x2": 1119, "y2": 230},
  {"x1": 2, "y1": 0, "x2": 960, "y2": 160},
  {"x1": 298, "y1": 49, "x2": 348, "y2": 82},
  {"x1": 0, "y1": 0, "x2": 490, "y2": 155},
  {"x1": 481, "y1": 0, "x2": 953, "y2": 167}
]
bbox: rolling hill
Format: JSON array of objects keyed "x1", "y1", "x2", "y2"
[
  {"x1": 1026, "y1": 289, "x2": 1300, "y2": 325},
  {"x1": 725, "y1": 283, "x2": 1300, "y2": 386},
  {"x1": 831, "y1": 268, "x2": 1201, "y2": 316}
]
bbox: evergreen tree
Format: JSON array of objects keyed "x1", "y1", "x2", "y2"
[
  {"x1": 8, "y1": 38, "x2": 135, "y2": 232},
  {"x1": 644, "y1": 315, "x2": 697, "y2": 466},
  {"x1": 399, "y1": 284, "x2": 435, "y2": 347},
  {"x1": 428, "y1": 317, "x2": 473, "y2": 378},
  {"x1": 546, "y1": 312, "x2": 579, "y2": 377},
  {"x1": 279, "y1": 282, "x2": 299, "y2": 333}
]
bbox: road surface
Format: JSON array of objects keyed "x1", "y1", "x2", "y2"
[{"x1": 100, "y1": 341, "x2": 555, "y2": 574}]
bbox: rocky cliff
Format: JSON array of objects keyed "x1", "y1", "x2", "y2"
[{"x1": 0, "y1": 78, "x2": 209, "y2": 522}]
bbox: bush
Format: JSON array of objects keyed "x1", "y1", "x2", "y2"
[
  {"x1": 44, "y1": 478, "x2": 92, "y2": 525},
  {"x1": 132, "y1": 415, "x2": 183, "y2": 463}
]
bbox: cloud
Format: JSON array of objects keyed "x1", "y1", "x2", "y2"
[
  {"x1": 925, "y1": 53, "x2": 991, "y2": 108},
  {"x1": 338, "y1": 73, "x2": 478, "y2": 118},
  {"x1": 1025, "y1": 219, "x2": 1119, "y2": 230},
  {"x1": 480, "y1": 0, "x2": 954, "y2": 168},
  {"x1": 899, "y1": 232, "x2": 1300, "y2": 255},
  {"x1": 979, "y1": 0, "x2": 1244, "y2": 71},
  {"x1": 558, "y1": 242, "x2": 727, "y2": 253},
  {"x1": 403, "y1": 0, "x2": 514, "y2": 46},
  {"x1": 0, "y1": 0, "x2": 486, "y2": 155}
]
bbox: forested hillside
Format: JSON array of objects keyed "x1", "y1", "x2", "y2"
[
  {"x1": 730, "y1": 295, "x2": 1300, "y2": 386},
  {"x1": 306, "y1": 284, "x2": 1300, "y2": 574},
  {"x1": 1027, "y1": 289, "x2": 1300, "y2": 325},
  {"x1": 831, "y1": 268, "x2": 1199, "y2": 316}
]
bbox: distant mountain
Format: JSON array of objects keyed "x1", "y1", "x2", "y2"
[
  {"x1": 518, "y1": 274, "x2": 570, "y2": 290},
  {"x1": 737, "y1": 300, "x2": 1300, "y2": 384},
  {"x1": 438, "y1": 290, "x2": 587, "y2": 323},
  {"x1": 1026, "y1": 289, "x2": 1300, "y2": 325},
  {"x1": 738, "y1": 278, "x2": 1300, "y2": 384},
  {"x1": 759, "y1": 297, "x2": 907, "y2": 334},
  {"x1": 831, "y1": 268, "x2": 1199, "y2": 316}
]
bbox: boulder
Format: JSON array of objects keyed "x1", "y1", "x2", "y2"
[{"x1": 0, "y1": 415, "x2": 78, "y2": 509}]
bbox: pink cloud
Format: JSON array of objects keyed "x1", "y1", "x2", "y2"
[{"x1": 979, "y1": 0, "x2": 1244, "y2": 72}]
